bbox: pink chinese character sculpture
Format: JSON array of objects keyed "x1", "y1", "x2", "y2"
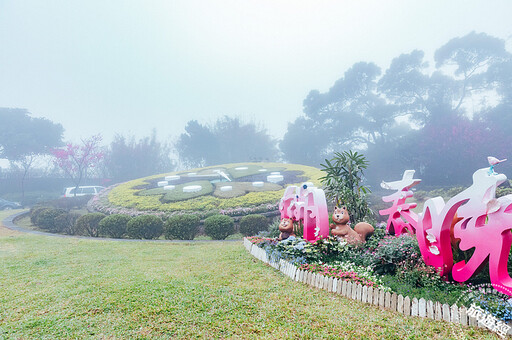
[
  {"x1": 379, "y1": 170, "x2": 421, "y2": 235},
  {"x1": 415, "y1": 191, "x2": 466, "y2": 276},
  {"x1": 381, "y1": 157, "x2": 512, "y2": 296},
  {"x1": 450, "y1": 169, "x2": 512, "y2": 295},
  {"x1": 278, "y1": 183, "x2": 329, "y2": 242},
  {"x1": 416, "y1": 167, "x2": 512, "y2": 281}
]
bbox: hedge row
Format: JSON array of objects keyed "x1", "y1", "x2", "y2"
[{"x1": 29, "y1": 207, "x2": 270, "y2": 240}]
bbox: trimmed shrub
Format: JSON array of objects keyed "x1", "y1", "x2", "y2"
[
  {"x1": 30, "y1": 206, "x2": 50, "y2": 225},
  {"x1": 126, "y1": 215, "x2": 163, "y2": 239},
  {"x1": 164, "y1": 214, "x2": 200, "y2": 240},
  {"x1": 36, "y1": 208, "x2": 67, "y2": 232},
  {"x1": 98, "y1": 214, "x2": 131, "y2": 238},
  {"x1": 75, "y1": 213, "x2": 106, "y2": 237},
  {"x1": 239, "y1": 214, "x2": 268, "y2": 236},
  {"x1": 54, "y1": 212, "x2": 81, "y2": 235},
  {"x1": 204, "y1": 215, "x2": 235, "y2": 240}
]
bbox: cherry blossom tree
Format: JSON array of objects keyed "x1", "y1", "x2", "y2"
[{"x1": 51, "y1": 134, "x2": 104, "y2": 196}]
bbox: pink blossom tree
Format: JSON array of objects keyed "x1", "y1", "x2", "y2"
[{"x1": 51, "y1": 134, "x2": 104, "y2": 196}]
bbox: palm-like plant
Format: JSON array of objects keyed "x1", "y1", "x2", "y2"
[{"x1": 320, "y1": 150, "x2": 372, "y2": 223}]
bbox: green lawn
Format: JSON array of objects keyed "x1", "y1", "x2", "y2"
[{"x1": 0, "y1": 211, "x2": 497, "y2": 339}]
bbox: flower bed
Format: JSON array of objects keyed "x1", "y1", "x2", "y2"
[
  {"x1": 91, "y1": 162, "x2": 323, "y2": 219},
  {"x1": 298, "y1": 263, "x2": 386, "y2": 289},
  {"x1": 247, "y1": 231, "x2": 512, "y2": 330}
]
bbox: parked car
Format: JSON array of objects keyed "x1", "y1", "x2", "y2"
[
  {"x1": 62, "y1": 186, "x2": 105, "y2": 198},
  {"x1": 0, "y1": 198, "x2": 22, "y2": 210}
]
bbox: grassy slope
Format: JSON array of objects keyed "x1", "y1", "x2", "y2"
[{"x1": 0, "y1": 212, "x2": 495, "y2": 339}]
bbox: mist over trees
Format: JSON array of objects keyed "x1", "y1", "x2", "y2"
[
  {"x1": 1, "y1": 31, "x2": 511, "y2": 196},
  {"x1": 0, "y1": 108, "x2": 64, "y2": 201},
  {"x1": 104, "y1": 131, "x2": 174, "y2": 182},
  {"x1": 281, "y1": 31, "x2": 512, "y2": 186},
  {"x1": 175, "y1": 116, "x2": 279, "y2": 168},
  {"x1": 0, "y1": 108, "x2": 64, "y2": 161}
]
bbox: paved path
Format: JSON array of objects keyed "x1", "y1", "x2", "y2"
[{"x1": 1, "y1": 211, "x2": 241, "y2": 243}]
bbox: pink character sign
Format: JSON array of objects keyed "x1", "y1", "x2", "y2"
[
  {"x1": 450, "y1": 170, "x2": 512, "y2": 294},
  {"x1": 380, "y1": 158, "x2": 512, "y2": 296},
  {"x1": 278, "y1": 183, "x2": 330, "y2": 242},
  {"x1": 379, "y1": 170, "x2": 421, "y2": 235}
]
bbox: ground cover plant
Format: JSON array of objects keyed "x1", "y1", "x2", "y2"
[{"x1": 0, "y1": 211, "x2": 494, "y2": 338}]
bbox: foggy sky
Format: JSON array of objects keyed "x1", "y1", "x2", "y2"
[{"x1": 1, "y1": 0, "x2": 511, "y2": 144}]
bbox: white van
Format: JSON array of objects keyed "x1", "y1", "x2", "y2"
[{"x1": 62, "y1": 186, "x2": 105, "y2": 198}]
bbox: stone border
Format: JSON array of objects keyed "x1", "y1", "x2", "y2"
[{"x1": 243, "y1": 238, "x2": 512, "y2": 336}]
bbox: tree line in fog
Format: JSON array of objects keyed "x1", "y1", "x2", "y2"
[{"x1": 1, "y1": 32, "x2": 512, "y2": 188}]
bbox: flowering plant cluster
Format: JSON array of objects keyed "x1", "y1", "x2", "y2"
[
  {"x1": 249, "y1": 231, "x2": 447, "y2": 291},
  {"x1": 299, "y1": 262, "x2": 389, "y2": 289},
  {"x1": 89, "y1": 186, "x2": 169, "y2": 218},
  {"x1": 247, "y1": 234, "x2": 389, "y2": 289},
  {"x1": 370, "y1": 234, "x2": 421, "y2": 275},
  {"x1": 246, "y1": 236, "x2": 276, "y2": 245},
  {"x1": 467, "y1": 286, "x2": 512, "y2": 321},
  {"x1": 253, "y1": 235, "x2": 352, "y2": 265},
  {"x1": 395, "y1": 256, "x2": 444, "y2": 289},
  {"x1": 219, "y1": 203, "x2": 279, "y2": 216},
  {"x1": 257, "y1": 236, "x2": 307, "y2": 264}
]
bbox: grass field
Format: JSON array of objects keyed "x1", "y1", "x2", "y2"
[{"x1": 0, "y1": 210, "x2": 497, "y2": 339}]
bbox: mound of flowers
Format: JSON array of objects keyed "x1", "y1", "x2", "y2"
[
  {"x1": 248, "y1": 235, "x2": 389, "y2": 290},
  {"x1": 90, "y1": 162, "x2": 323, "y2": 219}
]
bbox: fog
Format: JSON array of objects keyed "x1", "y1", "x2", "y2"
[{"x1": 1, "y1": 1, "x2": 511, "y2": 143}]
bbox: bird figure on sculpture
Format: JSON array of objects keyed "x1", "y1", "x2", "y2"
[
  {"x1": 380, "y1": 169, "x2": 421, "y2": 191},
  {"x1": 488, "y1": 156, "x2": 507, "y2": 175}
]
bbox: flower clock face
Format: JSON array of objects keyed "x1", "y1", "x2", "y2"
[
  {"x1": 103, "y1": 162, "x2": 323, "y2": 217},
  {"x1": 141, "y1": 164, "x2": 294, "y2": 202}
]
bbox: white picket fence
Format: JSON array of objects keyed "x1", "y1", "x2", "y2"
[{"x1": 243, "y1": 238, "x2": 511, "y2": 334}]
